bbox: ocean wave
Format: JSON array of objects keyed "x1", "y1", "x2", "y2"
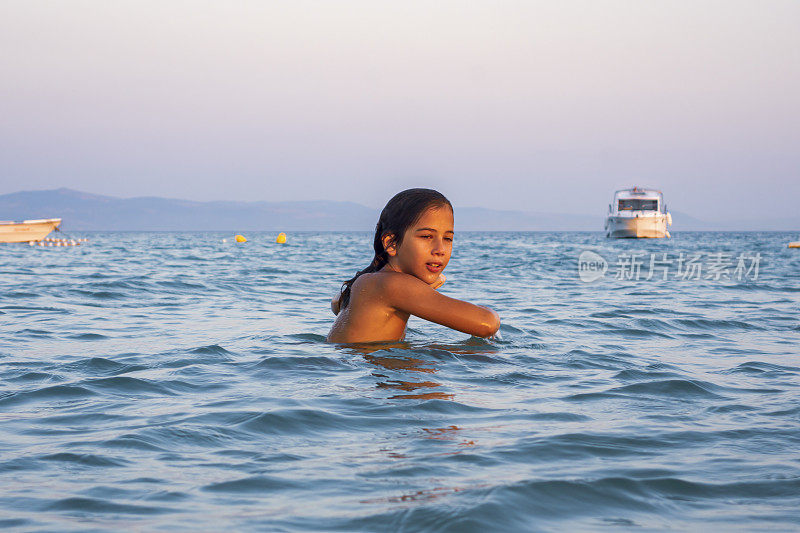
[
  {"x1": 43, "y1": 497, "x2": 171, "y2": 515},
  {"x1": 202, "y1": 475, "x2": 303, "y2": 493},
  {"x1": 0, "y1": 385, "x2": 97, "y2": 407},
  {"x1": 39, "y1": 452, "x2": 130, "y2": 468}
]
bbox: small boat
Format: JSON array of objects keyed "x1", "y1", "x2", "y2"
[
  {"x1": 0, "y1": 218, "x2": 62, "y2": 243},
  {"x1": 605, "y1": 187, "x2": 671, "y2": 238}
]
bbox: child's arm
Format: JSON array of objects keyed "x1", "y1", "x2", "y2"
[{"x1": 380, "y1": 273, "x2": 499, "y2": 338}]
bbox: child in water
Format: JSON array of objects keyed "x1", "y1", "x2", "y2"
[{"x1": 327, "y1": 188, "x2": 500, "y2": 343}]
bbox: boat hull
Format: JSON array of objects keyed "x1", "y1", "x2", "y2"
[
  {"x1": 0, "y1": 219, "x2": 62, "y2": 243},
  {"x1": 605, "y1": 215, "x2": 670, "y2": 238}
]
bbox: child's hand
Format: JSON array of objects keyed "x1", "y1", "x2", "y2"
[{"x1": 431, "y1": 274, "x2": 446, "y2": 290}]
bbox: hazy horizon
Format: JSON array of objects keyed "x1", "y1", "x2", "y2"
[{"x1": 1, "y1": 1, "x2": 798, "y2": 217}]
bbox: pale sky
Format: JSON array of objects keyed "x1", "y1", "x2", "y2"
[{"x1": 1, "y1": 1, "x2": 798, "y2": 218}]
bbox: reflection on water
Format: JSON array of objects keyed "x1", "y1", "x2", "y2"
[
  {"x1": 423, "y1": 425, "x2": 476, "y2": 447},
  {"x1": 366, "y1": 351, "x2": 446, "y2": 400},
  {"x1": 355, "y1": 341, "x2": 500, "y2": 401},
  {"x1": 360, "y1": 484, "x2": 479, "y2": 505}
]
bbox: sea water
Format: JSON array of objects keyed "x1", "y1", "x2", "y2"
[{"x1": 1, "y1": 231, "x2": 799, "y2": 531}]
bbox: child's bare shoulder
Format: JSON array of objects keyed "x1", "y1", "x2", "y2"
[
  {"x1": 349, "y1": 272, "x2": 435, "y2": 311},
  {"x1": 348, "y1": 271, "x2": 391, "y2": 301},
  {"x1": 354, "y1": 270, "x2": 427, "y2": 294}
]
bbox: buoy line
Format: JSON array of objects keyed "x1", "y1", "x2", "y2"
[{"x1": 30, "y1": 237, "x2": 88, "y2": 247}]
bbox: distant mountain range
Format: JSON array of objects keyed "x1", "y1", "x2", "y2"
[{"x1": 0, "y1": 188, "x2": 797, "y2": 232}]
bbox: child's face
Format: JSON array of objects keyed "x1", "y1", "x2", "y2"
[{"x1": 388, "y1": 205, "x2": 454, "y2": 285}]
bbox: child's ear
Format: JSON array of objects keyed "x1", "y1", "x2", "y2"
[{"x1": 382, "y1": 234, "x2": 397, "y2": 256}]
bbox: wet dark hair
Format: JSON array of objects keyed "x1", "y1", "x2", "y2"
[{"x1": 338, "y1": 188, "x2": 452, "y2": 310}]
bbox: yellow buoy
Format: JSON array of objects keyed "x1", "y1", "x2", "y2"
[
  {"x1": 276, "y1": 232, "x2": 287, "y2": 244},
  {"x1": 235, "y1": 234, "x2": 247, "y2": 243},
  {"x1": 789, "y1": 242, "x2": 800, "y2": 248}
]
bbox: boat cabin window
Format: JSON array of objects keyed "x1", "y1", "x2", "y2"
[{"x1": 618, "y1": 199, "x2": 658, "y2": 211}]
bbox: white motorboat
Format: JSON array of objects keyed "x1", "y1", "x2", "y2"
[
  {"x1": 0, "y1": 218, "x2": 62, "y2": 243},
  {"x1": 605, "y1": 188, "x2": 671, "y2": 238}
]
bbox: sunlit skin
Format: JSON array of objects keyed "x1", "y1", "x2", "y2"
[{"x1": 327, "y1": 206, "x2": 500, "y2": 343}]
